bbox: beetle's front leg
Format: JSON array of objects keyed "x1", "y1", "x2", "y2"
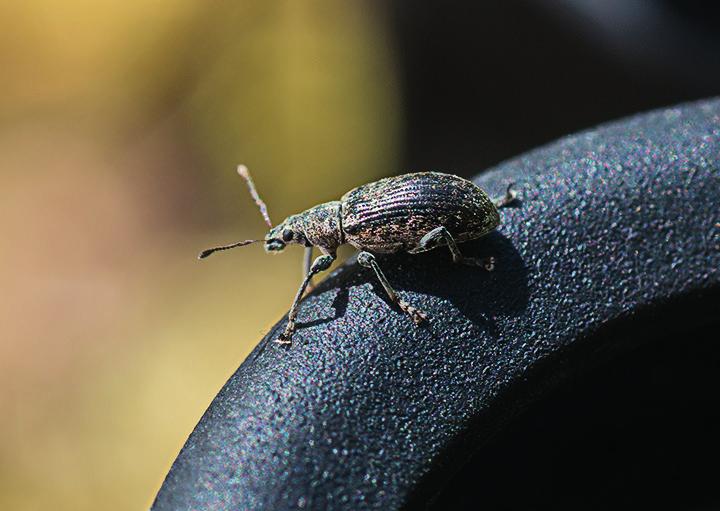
[
  {"x1": 418, "y1": 226, "x2": 495, "y2": 271},
  {"x1": 302, "y1": 246, "x2": 315, "y2": 294},
  {"x1": 276, "y1": 253, "x2": 335, "y2": 345},
  {"x1": 357, "y1": 251, "x2": 428, "y2": 325}
]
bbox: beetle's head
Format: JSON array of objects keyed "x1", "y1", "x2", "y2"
[
  {"x1": 264, "y1": 216, "x2": 308, "y2": 253},
  {"x1": 197, "y1": 165, "x2": 321, "y2": 260}
]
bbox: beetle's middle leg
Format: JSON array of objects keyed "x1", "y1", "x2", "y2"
[
  {"x1": 357, "y1": 251, "x2": 427, "y2": 325},
  {"x1": 276, "y1": 253, "x2": 335, "y2": 345},
  {"x1": 418, "y1": 226, "x2": 495, "y2": 271}
]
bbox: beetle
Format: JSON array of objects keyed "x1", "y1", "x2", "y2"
[{"x1": 200, "y1": 165, "x2": 517, "y2": 345}]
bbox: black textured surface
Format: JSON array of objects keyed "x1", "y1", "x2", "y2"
[{"x1": 153, "y1": 99, "x2": 720, "y2": 510}]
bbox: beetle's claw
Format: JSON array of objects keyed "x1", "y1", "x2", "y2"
[
  {"x1": 483, "y1": 256, "x2": 496, "y2": 272},
  {"x1": 275, "y1": 333, "x2": 293, "y2": 346},
  {"x1": 458, "y1": 255, "x2": 496, "y2": 271},
  {"x1": 495, "y1": 182, "x2": 519, "y2": 209},
  {"x1": 412, "y1": 309, "x2": 428, "y2": 324},
  {"x1": 399, "y1": 300, "x2": 428, "y2": 325}
]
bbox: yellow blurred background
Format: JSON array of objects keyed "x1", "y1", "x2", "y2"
[{"x1": 0, "y1": 1, "x2": 399, "y2": 509}]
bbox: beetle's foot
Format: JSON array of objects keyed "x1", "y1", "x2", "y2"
[
  {"x1": 457, "y1": 255, "x2": 496, "y2": 271},
  {"x1": 482, "y1": 256, "x2": 496, "y2": 272},
  {"x1": 399, "y1": 299, "x2": 428, "y2": 325},
  {"x1": 495, "y1": 182, "x2": 518, "y2": 209},
  {"x1": 275, "y1": 330, "x2": 293, "y2": 346}
]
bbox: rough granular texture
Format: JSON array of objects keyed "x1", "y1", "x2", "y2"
[{"x1": 153, "y1": 99, "x2": 720, "y2": 510}]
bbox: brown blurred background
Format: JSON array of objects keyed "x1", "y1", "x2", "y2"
[
  {"x1": 1, "y1": 2, "x2": 399, "y2": 509},
  {"x1": 2, "y1": 1, "x2": 718, "y2": 509}
]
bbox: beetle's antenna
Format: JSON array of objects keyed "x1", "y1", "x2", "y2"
[
  {"x1": 237, "y1": 165, "x2": 272, "y2": 228},
  {"x1": 198, "y1": 239, "x2": 261, "y2": 259}
]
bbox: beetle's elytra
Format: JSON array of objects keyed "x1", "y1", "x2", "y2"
[{"x1": 200, "y1": 166, "x2": 517, "y2": 345}]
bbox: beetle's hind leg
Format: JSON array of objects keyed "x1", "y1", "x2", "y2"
[
  {"x1": 418, "y1": 226, "x2": 495, "y2": 271},
  {"x1": 494, "y1": 182, "x2": 518, "y2": 209},
  {"x1": 357, "y1": 251, "x2": 427, "y2": 325}
]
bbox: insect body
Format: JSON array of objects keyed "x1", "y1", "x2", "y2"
[{"x1": 200, "y1": 166, "x2": 517, "y2": 345}]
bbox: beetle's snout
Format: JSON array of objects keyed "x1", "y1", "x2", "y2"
[{"x1": 264, "y1": 239, "x2": 286, "y2": 253}]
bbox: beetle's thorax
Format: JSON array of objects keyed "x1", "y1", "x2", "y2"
[
  {"x1": 299, "y1": 201, "x2": 343, "y2": 252},
  {"x1": 264, "y1": 201, "x2": 343, "y2": 254}
]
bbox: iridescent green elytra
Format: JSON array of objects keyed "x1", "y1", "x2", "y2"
[{"x1": 200, "y1": 166, "x2": 517, "y2": 345}]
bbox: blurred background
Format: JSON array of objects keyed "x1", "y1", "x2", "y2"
[{"x1": 1, "y1": 1, "x2": 718, "y2": 509}]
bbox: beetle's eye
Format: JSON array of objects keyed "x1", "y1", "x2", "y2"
[{"x1": 282, "y1": 229, "x2": 294, "y2": 242}]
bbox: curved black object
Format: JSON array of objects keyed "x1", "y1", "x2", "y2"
[{"x1": 153, "y1": 99, "x2": 720, "y2": 510}]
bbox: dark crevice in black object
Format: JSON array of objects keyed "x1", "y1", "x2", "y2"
[
  {"x1": 425, "y1": 293, "x2": 720, "y2": 510},
  {"x1": 153, "y1": 98, "x2": 720, "y2": 511},
  {"x1": 416, "y1": 287, "x2": 720, "y2": 510}
]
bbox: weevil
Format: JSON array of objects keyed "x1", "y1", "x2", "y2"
[{"x1": 200, "y1": 165, "x2": 517, "y2": 345}]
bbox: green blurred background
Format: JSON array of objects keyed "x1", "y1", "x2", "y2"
[
  {"x1": 4, "y1": 0, "x2": 717, "y2": 508},
  {"x1": 0, "y1": 2, "x2": 398, "y2": 509}
]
